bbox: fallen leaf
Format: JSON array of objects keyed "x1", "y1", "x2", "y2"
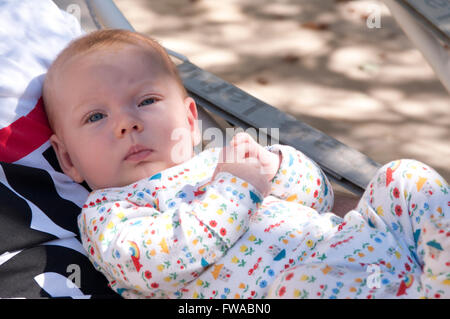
[
  {"x1": 283, "y1": 54, "x2": 299, "y2": 64},
  {"x1": 301, "y1": 22, "x2": 329, "y2": 31},
  {"x1": 256, "y1": 77, "x2": 269, "y2": 85}
]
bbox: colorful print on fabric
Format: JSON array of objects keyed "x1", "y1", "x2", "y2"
[{"x1": 78, "y1": 146, "x2": 449, "y2": 299}]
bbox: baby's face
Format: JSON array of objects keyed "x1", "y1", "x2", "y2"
[{"x1": 50, "y1": 44, "x2": 199, "y2": 190}]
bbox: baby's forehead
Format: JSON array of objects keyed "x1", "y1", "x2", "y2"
[
  {"x1": 52, "y1": 47, "x2": 167, "y2": 96},
  {"x1": 50, "y1": 45, "x2": 173, "y2": 104},
  {"x1": 62, "y1": 43, "x2": 162, "y2": 71}
]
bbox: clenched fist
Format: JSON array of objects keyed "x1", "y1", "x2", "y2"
[{"x1": 213, "y1": 132, "x2": 281, "y2": 196}]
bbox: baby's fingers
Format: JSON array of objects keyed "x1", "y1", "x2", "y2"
[
  {"x1": 231, "y1": 132, "x2": 257, "y2": 147},
  {"x1": 226, "y1": 141, "x2": 259, "y2": 163}
]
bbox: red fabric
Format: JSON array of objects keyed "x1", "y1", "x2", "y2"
[{"x1": 0, "y1": 97, "x2": 52, "y2": 163}]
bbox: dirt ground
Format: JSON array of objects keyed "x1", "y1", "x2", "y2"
[{"x1": 114, "y1": 0, "x2": 450, "y2": 186}]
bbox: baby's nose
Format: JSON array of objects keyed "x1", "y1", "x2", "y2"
[{"x1": 115, "y1": 117, "x2": 144, "y2": 138}]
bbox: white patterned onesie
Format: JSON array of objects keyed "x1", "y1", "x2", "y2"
[{"x1": 78, "y1": 145, "x2": 449, "y2": 299}]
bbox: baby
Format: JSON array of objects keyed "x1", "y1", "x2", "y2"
[{"x1": 43, "y1": 30, "x2": 449, "y2": 299}]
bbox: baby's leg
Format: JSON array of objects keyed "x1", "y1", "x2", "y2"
[
  {"x1": 267, "y1": 263, "x2": 405, "y2": 299},
  {"x1": 356, "y1": 159, "x2": 449, "y2": 297},
  {"x1": 420, "y1": 218, "x2": 450, "y2": 298},
  {"x1": 356, "y1": 159, "x2": 448, "y2": 264}
]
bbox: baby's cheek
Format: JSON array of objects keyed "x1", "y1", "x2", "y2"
[{"x1": 78, "y1": 150, "x2": 117, "y2": 188}]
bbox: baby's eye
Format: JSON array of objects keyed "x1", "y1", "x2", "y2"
[
  {"x1": 87, "y1": 112, "x2": 105, "y2": 123},
  {"x1": 138, "y1": 97, "x2": 156, "y2": 107}
]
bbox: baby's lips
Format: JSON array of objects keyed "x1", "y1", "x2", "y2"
[{"x1": 124, "y1": 144, "x2": 153, "y2": 161}]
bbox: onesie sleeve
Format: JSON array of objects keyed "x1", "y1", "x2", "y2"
[
  {"x1": 78, "y1": 172, "x2": 263, "y2": 298},
  {"x1": 266, "y1": 144, "x2": 334, "y2": 213}
]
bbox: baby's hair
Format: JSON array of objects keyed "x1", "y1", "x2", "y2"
[{"x1": 43, "y1": 29, "x2": 188, "y2": 131}]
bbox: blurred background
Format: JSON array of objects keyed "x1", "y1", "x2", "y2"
[{"x1": 114, "y1": 0, "x2": 450, "y2": 182}]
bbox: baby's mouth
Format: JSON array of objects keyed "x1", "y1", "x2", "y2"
[{"x1": 124, "y1": 144, "x2": 153, "y2": 162}]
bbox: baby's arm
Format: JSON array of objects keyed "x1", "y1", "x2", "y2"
[
  {"x1": 216, "y1": 132, "x2": 334, "y2": 213},
  {"x1": 78, "y1": 172, "x2": 263, "y2": 298},
  {"x1": 267, "y1": 144, "x2": 334, "y2": 213}
]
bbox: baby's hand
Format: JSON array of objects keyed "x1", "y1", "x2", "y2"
[
  {"x1": 230, "y1": 132, "x2": 281, "y2": 182},
  {"x1": 213, "y1": 132, "x2": 281, "y2": 196}
]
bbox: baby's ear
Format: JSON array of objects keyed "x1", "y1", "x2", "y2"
[
  {"x1": 184, "y1": 96, "x2": 201, "y2": 146},
  {"x1": 50, "y1": 134, "x2": 84, "y2": 183}
]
